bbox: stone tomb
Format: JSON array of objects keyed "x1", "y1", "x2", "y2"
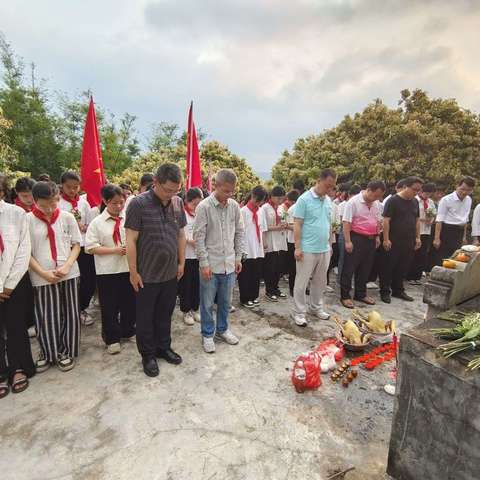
[{"x1": 387, "y1": 250, "x2": 480, "y2": 480}]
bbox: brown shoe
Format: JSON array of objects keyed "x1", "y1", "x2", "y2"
[
  {"x1": 356, "y1": 296, "x2": 376, "y2": 305},
  {"x1": 341, "y1": 299, "x2": 355, "y2": 309}
]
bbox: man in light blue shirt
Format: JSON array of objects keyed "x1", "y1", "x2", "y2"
[{"x1": 291, "y1": 169, "x2": 337, "y2": 326}]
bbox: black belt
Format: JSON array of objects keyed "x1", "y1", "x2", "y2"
[
  {"x1": 351, "y1": 231, "x2": 377, "y2": 240},
  {"x1": 444, "y1": 223, "x2": 466, "y2": 230}
]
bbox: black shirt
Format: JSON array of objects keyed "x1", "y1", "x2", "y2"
[
  {"x1": 383, "y1": 194, "x2": 419, "y2": 247},
  {"x1": 125, "y1": 190, "x2": 187, "y2": 283}
]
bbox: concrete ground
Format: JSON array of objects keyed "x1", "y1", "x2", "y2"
[{"x1": 1, "y1": 276, "x2": 426, "y2": 480}]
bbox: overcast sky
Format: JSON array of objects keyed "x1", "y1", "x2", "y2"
[{"x1": 1, "y1": 0, "x2": 480, "y2": 173}]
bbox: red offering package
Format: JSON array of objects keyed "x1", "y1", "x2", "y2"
[
  {"x1": 291, "y1": 351, "x2": 322, "y2": 393},
  {"x1": 315, "y1": 338, "x2": 345, "y2": 362}
]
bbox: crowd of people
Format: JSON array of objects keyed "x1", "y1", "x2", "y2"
[{"x1": 0, "y1": 163, "x2": 478, "y2": 395}]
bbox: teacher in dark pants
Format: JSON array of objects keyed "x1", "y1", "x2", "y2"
[
  {"x1": 125, "y1": 163, "x2": 187, "y2": 377},
  {"x1": 340, "y1": 181, "x2": 386, "y2": 308},
  {"x1": 432, "y1": 176, "x2": 475, "y2": 265},
  {"x1": 380, "y1": 176, "x2": 423, "y2": 304}
]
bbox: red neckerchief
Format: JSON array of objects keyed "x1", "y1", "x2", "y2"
[
  {"x1": 32, "y1": 206, "x2": 61, "y2": 264},
  {"x1": 111, "y1": 216, "x2": 122, "y2": 246},
  {"x1": 421, "y1": 197, "x2": 429, "y2": 211},
  {"x1": 268, "y1": 200, "x2": 280, "y2": 225},
  {"x1": 61, "y1": 193, "x2": 79, "y2": 209},
  {"x1": 0, "y1": 232, "x2": 4, "y2": 255},
  {"x1": 247, "y1": 200, "x2": 261, "y2": 243},
  {"x1": 15, "y1": 198, "x2": 33, "y2": 212},
  {"x1": 184, "y1": 204, "x2": 195, "y2": 218}
]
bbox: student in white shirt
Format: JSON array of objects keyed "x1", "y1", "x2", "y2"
[
  {"x1": 407, "y1": 183, "x2": 436, "y2": 283},
  {"x1": 28, "y1": 181, "x2": 82, "y2": 373},
  {"x1": 0, "y1": 177, "x2": 35, "y2": 398},
  {"x1": 432, "y1": 176, "x2": 475, "y2": 265},
  {"x1": 85, "y1": 185, "x2": 136, "y2": 354},
  {"x1": 59, "y1": 171, "x2": 96, "y2": 326},
  {"x1": 238, "y1": 186, "x2": 268, "y2": 308},
  {"x1": 261, "y1": 186, "x2": 288, "y2": 301},
  {"x1": 178, "y1": 188, "x2": 204, "y2": 325},
  {"x1": 471, "y1": 203, "x2": 480, "y2": 245},
  {"x1": 278, "y1": 190, "x2": 299, "y2": 297}
]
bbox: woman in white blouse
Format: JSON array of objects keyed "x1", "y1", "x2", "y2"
[
  {"x1": 178, "y1": 188, "x2": 203, "y2": 325},
  {"x1": 85, "y1": 185, "x2": 136, "y2": 354}
]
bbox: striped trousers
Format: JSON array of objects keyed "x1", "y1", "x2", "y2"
[{"x1": 33, "y1": 278, "x2": 81, "y2": 362}]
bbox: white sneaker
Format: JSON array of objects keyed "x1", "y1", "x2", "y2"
[
  {"x1": 183, "y1": 311, "x2": 195, "y2": 326},
  {"x1": 384, "y1": 384, "x2": 396, "y2": 396},
  {"x1": 28, "y1": 326, "x2": 37, "y2": 338},
  {"x1": 324, "y1": 286, "x2": 334, "y2": 294},
  {"x1": 203, "y1": 336, "x2": 216, "y2": 354},
  {"x1": 107, "y1": 343, "x2": 121, "y2": 355},
  {"x1": 309, "y1": 309, "x2": 330, "y2": 320},
  {"x1": 215, "y1": 329, "x2": 239, "y2": 345},
  {"x1": 292, "y1": 313, "x2": 308, "y2": 327},
  {"x1": 367, "y1": 282, "x2": 379, "y2": 290},
  {"x1": 229, "y1": 305, "x2": 236, "y2": 313},
  {"x1": 81, "y1": 311, "x2": 94, "y2": 326}
]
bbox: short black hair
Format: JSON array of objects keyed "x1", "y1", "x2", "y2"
[
  {"x1": 251, "y1": 185, "x2": 268, "y2": 202},
  {"x1": 185, "y1": 187, "x2": 203, "y2": 203},
  {"x1": 292, "y1": 179, "x2": 305, "y2": 192},
  {"x1": 458, "y1": 176, "x2": 475, "y2": 188},
  {"x1": 37, "y1": 173, "x2": 51, "y2": 182},
  {"x1": 32, "y1": 181, "x2": 59, "y2": 201},
  {"x1": 60, "y1": 171, "x2": 80, "y2": 184},
  {"x1": 319, "y1": 168, "x2": 337, "y2": 180},
  {"x1": 15, "y1": 177, "x2": 36, "y2": 193},
  {"x1": 286, "y1": 190, "x2": 299, "y2": 202},
  {"x1": 396, "y1": 179, "x2": 407, "y2": 189},
  {"x1": 140, "y1": 173, "x2": 154, "y2": 188},
  {"x1": 367, "y1": 180, "x2": 386, "y2": 192},
  {"x1": 403, "y1": 176, "x2": 424, "y2": 187},
  {"x1": 271, "y1": 186, "x2": 286, "y2": 197},
  {"x1": 119, "y1": 183, "x2": 132, "y2": 191},
  {"x1": 0, "y1": 174, "x2": 10, "y2": 198},
  {"x1": 101, "y1": 184, "x2": 124, "y2": 202},
  {"x1": 349, "y1": 184, "x2": 362, "y2": 196},
  {"x1": 338, "y1": 182, "x2": 351, "y2": 193},
  {"x1": 422, "y1": 182, "x2": 436, "y2": 193},
  {"x1": 155, "y1": 163, "x2": 182, "y2": 185}
]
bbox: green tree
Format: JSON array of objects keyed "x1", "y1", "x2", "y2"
[
  {"x1": 114, "y1": 139, "x2": 260, "y2": 198},
  {"x1": 272, "y1": 89, "x2": 480, "y2": 193},
  {"x1": 0, "y1": 35, "x2": 62, "y2": 178}
]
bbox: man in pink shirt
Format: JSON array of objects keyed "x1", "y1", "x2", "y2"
[{"x1": 340, "y1": 181, "x2": 386, "y2": 308}]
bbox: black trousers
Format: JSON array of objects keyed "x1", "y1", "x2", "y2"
[
  {"x1": 431, "y1": 223, "x2": 465, "y2": 267},
  {"x1": 263, "y1": 251, "x2": 281, "y2": 295},
  {"x1": 379, "y1": 241, "x2": 415, "y2": 296},
  {"x1": 407, "y1": 234, "x2": 431, "y2": 280},
  {"x1": 178, "y1": 259, "x2": 200, "y2": 313},
  {"x1": 136, "y1": 278, "x2": 177, "y2": 358},
  {"x1": 327, "y1": 239, "x2": 340, "y2": 285},
  {"x1": 77, "y1": 247, "x2": 97, "y2": 311},
  {"x1": 238, "y1": 258, "x2": 263, "y2": 303},
  {"x1": 286, "y1": 242, "x2": 296, "y2": 295},
  {"x1": 0, "y1": 274, "x2": 35, "y2": 381},
  {"x1": 341, "y1": 233, "x2": 376, "y2": 300},
  {"x1": 97, "y1": 273, "x2": 136, "y2": 345}
]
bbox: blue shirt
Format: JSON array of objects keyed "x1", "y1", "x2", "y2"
[{"x1": 293, "y1": 188, "x2": 332, "y2": 254}]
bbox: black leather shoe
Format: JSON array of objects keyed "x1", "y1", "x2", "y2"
[
  {"x1": 381, "y1": 293, "x2": 391, "y2": 304},
  {"x1": 156, "y1": 349, "x2": 183, "y2": 365},
  {"x1": 142, "y1": 357, "x2": 159, "y2": 377},
  {"x1": 392, "y1": 292, "x2": 414, "y2": 302}
]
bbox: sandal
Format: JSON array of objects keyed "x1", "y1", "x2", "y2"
[
  {"x1": 35, "y1": 357, "x2": 50, "y2": 373},
  {"x1": 57, "y1": 355, "x2": 75, "y2": 372},
  {"x1": 0, "y1": 378, "x2": 9, "y2": 399},
  {"x1": 11, "y1": 371, "x2": 29, "y2": 394},
  {"x1": 356, "y1": 296, "x2": 376, "y2": 305},
  {"x1": 341, "y1": 299, "x2": 355, "y2": 309}
]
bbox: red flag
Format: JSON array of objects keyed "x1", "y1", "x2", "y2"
[
  {"x1": 186, "y1": 102, "x2": 202, "y2": 190},
  {"x1": 81, "y1": 97, "x2": 105, "y2": 207}
]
